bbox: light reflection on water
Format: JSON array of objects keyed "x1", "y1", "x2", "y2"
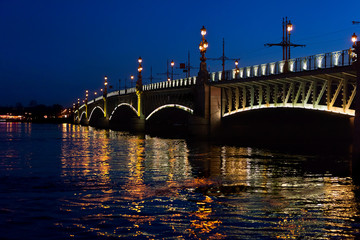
[{"x1": 1, "y1": 122, "x2": 360, "y2": 239}]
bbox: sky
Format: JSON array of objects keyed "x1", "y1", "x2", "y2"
[{"x1": 1, "y1": 0, "x2": 359, "y2": 107}]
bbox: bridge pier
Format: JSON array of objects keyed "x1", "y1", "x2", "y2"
[
  {"x1": 92, "y1": 117, "x2": 109, "y2": 129},
  {"x1": 80, "y1": 118, "x2": 89, "y2": 126},
  {"x1": 190, "y1": 72, "x2": 222, "y2": 138},
  {"x1": 132, "y1": 118, "x2": 145, "y2": 133}
]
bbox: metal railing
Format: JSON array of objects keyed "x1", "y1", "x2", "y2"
[
  {"x1": 86, "y1": 49, "x2": 355, "y2": 103},
  {"x1": 142, "y1": 76, "x2": 197, "y2": 91},
  {"x1": 210, "y1": 49, "x2": 354, "y2": 82}
]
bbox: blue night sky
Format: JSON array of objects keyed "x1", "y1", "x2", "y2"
[{"x1": 1, "y1": 0, "x2": 359, "y2": 107}]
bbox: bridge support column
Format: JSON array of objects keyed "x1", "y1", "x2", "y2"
[
  {"x1": 207, "y1": 85, "x2": 222, "y2": 136},
  {"x1": 94, "y1": 117, "x2": 109, "y2": 129},
  {"x1": 132, "y1": 118, "x2": 145, "y2": 133},
  {"x1": 134, "y1": 90, "x2": 145, "y2": 133},
  {"x1": 190, "y1": 81, "x2": 222, "y2": 138},
  {"x1": 80, "y1": 118, "x2": 89, "y2": 126}
]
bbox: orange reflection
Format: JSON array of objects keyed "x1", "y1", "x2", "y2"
[
  {"x1": 60, "y1": 124, "x2": 111, "y2": 201},
  {"x1": 187, "y1": 196, "x2": 225, "y2": 239},
  {"x1": 124, "y1": 136, "x2": 148, "y2": 201}
]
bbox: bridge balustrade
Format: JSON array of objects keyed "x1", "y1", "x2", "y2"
[
  {"x1": 139, "y1": 76, "x2": 197, "y2": 92},
  {"x1": 108, "y1": 91, "x2": 118, "y2": 97},
  {"x1": 208, "y1": 49, "x2": 353, "y2": 82},
  {"x1": 86, "y1": 50, "x2": 354, "y2": 104},
  {"x1": 83, "y1": 49, "x2": 353, "y2": 102}
]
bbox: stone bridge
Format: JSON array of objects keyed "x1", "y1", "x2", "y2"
[{"x1": 74, "y1": 48, "x2": 359, "y2": 142}]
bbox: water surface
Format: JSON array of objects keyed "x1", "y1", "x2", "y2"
[{"x1": 1, "y1": 122, "x2": 360, "y2": 239}]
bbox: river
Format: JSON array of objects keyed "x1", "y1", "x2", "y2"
[{"x1": 1, "y1": 122, "x2": 360, "y2": 239}]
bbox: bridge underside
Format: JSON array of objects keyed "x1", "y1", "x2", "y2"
[
  {"x1": 146, "y1": 107, "x2": 193, "y2": 137},
  {"x1": 217, "y1": 66, "x2": 357, "y2": 117},
  {"x1": 221, "y1": 107, "x2": 353, "y2": 145}
]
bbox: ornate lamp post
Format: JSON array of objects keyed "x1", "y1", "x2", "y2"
[
  {"x1": 103, "y1": 76, "x2": 108, "y2": 118},
  {"x1": 137, "y1": 57, "x2": 143, "y2": 92},
  {"x1": 130, "y1": 75, "x2": 134, "y2": 88},
  {"x1": 84, "y1": 90, "x2": 89, "y2": 119},
  {"x1": 235, "y1": 59, "x2": 240, "y2": 79},
  {"x1": 287, "y1": 21, "x2": 293, "y2": 60},
  {"x1": 198, "y1": 26, "x2": 209, "y2": 83},
  {"x1": 265, "y1": 17, "x2": 304, "y2": 63},
  {"x1": 136, "y1": 57, "x2": 143, "y2": 117},
  {"x1": 171, "y1": 60, "x2": 175, "y2": 81},
  {"x1": 72, "y1": 103, "x2": 76, "y2": 121},
  {"x1": 104, "y1": 76, "x2": 108, "y2": 96},
  {"x1": 85, "y1": 90, "x2": 88, "y2": 102},
  {"x1": 77, "y1": 98, "x2": 80, "y2": 117}
]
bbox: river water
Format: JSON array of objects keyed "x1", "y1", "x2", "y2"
[{"x1": 1, "y1": 122, "x2": 360, "y2": 239}]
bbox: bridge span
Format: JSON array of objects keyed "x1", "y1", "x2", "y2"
[{"x1": 74, "y1": 49, "x2": 358, "y2": 142}]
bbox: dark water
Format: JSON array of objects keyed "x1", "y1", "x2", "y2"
[{"x1": 1, "y1": 122, "x2": 360, "y2": 239}]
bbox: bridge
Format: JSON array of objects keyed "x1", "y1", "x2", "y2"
[{"x1": 73, "y1": 47, "x2": 359, "y2": 143}]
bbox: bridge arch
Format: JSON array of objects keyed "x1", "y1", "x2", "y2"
[
  {"x1": 145, "y1": 104, "x2": 194, "y2": 137},
  {"x1": 79, "y1": 111, "x2": 86, "y2": 121},
  {"x1": 221, "y1": 106, "x2": 353, "y2": 144},
  {"x1": 146, "y1": 104, "x2": 194, "y2": 120},
  {"x1": 74, "y1": 111, "x2": 79, "y2": 121},
  {"x1": 223, "y1": 104, "x2": 355, "y2": 118},
  {"x1": 109, "y1": 103, "x2": 138, "y2": 120},
  {"x1": 88, "y1": 106, "x2": 105, "y2": 122}
]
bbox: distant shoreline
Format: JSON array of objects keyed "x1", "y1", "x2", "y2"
[{"x1": 1, "y1": 118, "x2": 72, "y2": 124}]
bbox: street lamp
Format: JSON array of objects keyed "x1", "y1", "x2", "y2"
[
  {"x1": 104, "y1": 76, "x2": 108, "y2": 97},
  {"x1": 171, "y1": 60, "x2": 175, "y2": 81},
  {"x1": 85, "y1": 90, "x2": 88, "y2": 101},
  {"x1": 352, "y1": 33, "x2": 359, "y2": 63},
  {"x1": 136, "y1": 57, "x2": 144, "y2": 118},
  {"x1": 198, "y1": 26, "x2": 209, "y2": 82},
  {"x1": 352, "y1": 33, "x2": 358, "y2": 46},
  {"x1": 130, "y1": 75, "x2": 134, "y2": 88},
  {"x1": 137, "y1": 57, "x2": 143, "y2": 92},
  {"x1": 287, "y1": 21, "x2": 293, "y2": 32},
  {"x1": 85, "y1": 90, "x2": 89, "y2": 119},
  {"x1": 265, "y1": 17, "x2": 305, "y2": 62},
  {"x1": 235, "y1": 59, "x2": 240, "y2": 78},
  {"x1": 199, "y1": 26, "x2": 208, "y2": 64},
  {"x1": 287, "y1": 20, "x2": 293, "y2": 60},
  {"x1": 201, "y1": 26, "x2": 206, "y2": 36}
]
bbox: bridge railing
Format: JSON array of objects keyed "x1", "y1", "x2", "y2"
[
  {"x1": 142, "y1": 76, "x2": 197, "y2": 91},
  {"x1": 106, "y1": 88, "x2": 136, "y2": 97},
  {"x1": 89, "y1": 49, "x2": 354, "y2": 101},
  {"x1": 209, "y1": 49, "x2": 354, "y2": 82}
]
